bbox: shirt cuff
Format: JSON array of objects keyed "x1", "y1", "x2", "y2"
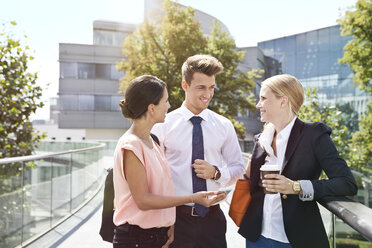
[
  {"x1": 299, "y1": 180, "x2": 314, "y2": 201},
  {"x1": 216, "y1": 167, "x2": 231, "y2": 187}
]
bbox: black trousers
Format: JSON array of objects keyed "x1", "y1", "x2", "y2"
[
  {"x1": 113, "y1": 223, "x2": 169, "y2": 248},
  {"x1": 170, "y1": 207, "x2": 227, "y2": 248}
]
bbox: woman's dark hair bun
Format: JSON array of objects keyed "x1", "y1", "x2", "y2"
[
  {"x1": 119, "y1": 99, "x2": 135, "y2": 119},
  {"x1": 119, "y1": 75, "x2": 166, "y2": 120}
]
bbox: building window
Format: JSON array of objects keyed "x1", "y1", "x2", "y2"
[
  {"x1": 78, "y1": 95, "x2": 94, "y2": 110},
  {"x1": 111, "y1": 65, "x2": 124, "y2": 80},
  {"x1": 295, "y1": 33, "x2": 306, "y2": 52},
  {"x1": 94, "y1": 30, "x2": 113, "y2": 46},
  {"x1": 60, "y1": 95, "x2": 78, "y2": 110},
  {"x1": 94, "y1": 30, "x2": 128, "y2": 46},
  {"x1": 329, "y1": 26, "x2": 343, "y2": 51},
  {"x1": 306, "y1": 31, "x2": 318, "y2": 53},
  {"x1": 96, "y1": 64, "x2": 111, "y2": 79},
  {"x1": 95, "y1": 95, "x2": 111, "y2": 111},
  {"x1": 60, "y1": 62, "x2": 77, "y2": 79},
  {"x1": 318, "y1": 28, "x2": 330, "y2": 52},
  {"x1": 111, "y1": 96, "x2": 122, "y2": 111},
  {"x1": 78, "y1": 63, "x2": 95, "y2": 79},
  {"x1": 113, "y1": 32, "x2": 127, "y2": 47},
  {"x1": 50, "y1": 97, "x2": 58, "y2": 106}
]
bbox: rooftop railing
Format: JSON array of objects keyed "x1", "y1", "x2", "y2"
[
  {"x1": 0, "y1": 144, "x2": 371, "y2": 247},
  {"x1": 0, "y1": 142, "x2": 106, "y2": 248}
]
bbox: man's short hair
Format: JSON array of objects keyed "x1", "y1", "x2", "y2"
[{"x1": 182, "y1": 54, "x2": 223, "y2": 84}]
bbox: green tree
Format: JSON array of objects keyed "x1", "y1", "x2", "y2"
[
  {"x1": 349, "y1": 103, "x2": 372, "y2": 170},
  {"x1": 117, "y1": 0, "x2": 260, "y2": 138},
  {"x1": 338, "y1": 0, "x2": 372, "y2": 94},
  {"x1": 336, "y1": 102, "x2": 360, "y2": 133},
  {"x1": 0, "y1": 23, "x2": 45, "y2": 247},
  {"x1": 298, "y1": 89, "x2": 350, "y2": 160},
  {"x1": 338, "y1": 0, "x2": 372, "y2": 175},
  {"x1": 0, "y1": 22, "x2": 45, "y2": 165}
]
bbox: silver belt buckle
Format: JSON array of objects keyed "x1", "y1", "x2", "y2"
[{"x1": 191, "y1": 207, "x2": 199, "y2": 217}]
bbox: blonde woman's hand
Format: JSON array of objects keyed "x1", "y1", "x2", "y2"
[
  {"x1": 192, "y1": 191, "x2": 226, "y2": 207},
  {"x1": 245, "y1": 155, "x2": 252, "y2": 178},
  {"x1": 262, "y1": 174, "x2": 295, "y2": 194}
]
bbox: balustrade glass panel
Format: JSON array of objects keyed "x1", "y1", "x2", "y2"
[
  {"x1": 0, "y1": 162, "x2": 24, "y2": 247},
  {"x1": 22, "y1": 159, "x2": 52, "y2": 243},
  {"x1": 51, "y1": 154, "x2": 72, "y2": 225}
]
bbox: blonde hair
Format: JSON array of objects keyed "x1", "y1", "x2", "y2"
[{"x1": 262, "y1": 74, "x2": 304, "y2": 116}]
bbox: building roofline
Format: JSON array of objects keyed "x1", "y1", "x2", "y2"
[
  {"x1": 258, "y1": 24, "x2": 341, "y2": 44},
  {"x1": 93, "y1": 20, "x2": 137, "y2": 33}
]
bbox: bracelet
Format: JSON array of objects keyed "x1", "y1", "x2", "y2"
[{"x1": 243, "y1": 174, "x2": 250, "y2": 180}]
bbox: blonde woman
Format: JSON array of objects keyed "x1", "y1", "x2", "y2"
[{"x1": 238, "y1": 74, "x2": 357, "y2": 248}]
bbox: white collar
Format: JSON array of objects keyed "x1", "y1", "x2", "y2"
[
  {"x1": 180, "y1": 102, "x2": 209, "y2": 122},
  {"x1": 277, "y1": 117, "x2": 296, "y2": 141},
  {"x1": 258, "y1": 117, "x2": 297, "y2": 156}
]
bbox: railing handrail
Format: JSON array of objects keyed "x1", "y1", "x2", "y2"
[
  {"x1": 319, "y1": 197, "x2": 372, "y2": 242},
  {"x1": 0, "y1": 143, "x2": 105, "y2": 165}
]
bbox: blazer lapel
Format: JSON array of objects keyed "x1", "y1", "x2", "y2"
[
  {"x1": 282, "y1": 118, "x2": 305, "y2": 170},
  {"x1": 251, "y1": 136, "x2": 267, "y2": 189}
]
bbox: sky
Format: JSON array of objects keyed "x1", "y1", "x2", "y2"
[{"x1": 1, "y1": 0, "x2": 357, "y2": 120}]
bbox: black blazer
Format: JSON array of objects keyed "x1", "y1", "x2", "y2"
[{"x1": 238, "y1": 118, "x2": 357, "y2": 248}]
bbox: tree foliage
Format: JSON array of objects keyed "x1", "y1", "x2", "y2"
[
  {"x1": 117, "y1": 0, "x2": 260, "y2": 138},
  {"x1": 338, "y1": 0, "x2": 372, "y2": 175},
  {"x1": 0, "y1": 22, "x2": 45, "y2": 166},
  {"x1": 298, "y1": 89, "x2": 350, "y2": 160},
  {"x1": 336, "y1": 102, "x2": 360, "y2": 133},
  {"x1": 338, "y1": 0, "x2": 372, "y2": 94},
  {"x1": 349, "y1": 103, "x2": 372, "y2": 170}
]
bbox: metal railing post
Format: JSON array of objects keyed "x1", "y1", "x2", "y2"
[
  {"x1": 70, "y1": 153, "x2": 72, "y2": 213},
  {"x1": 332, "y1": 213, "x2": 336, "y2": 248},
  {"x1": 21, "y1": 161, "x2": 25, "y2": 246},
  {"x1": 50, "y1": 157, "x2": 53, "y2": 226}
]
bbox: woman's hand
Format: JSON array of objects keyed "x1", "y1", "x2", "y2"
[
  {"x1": 245, "y1": 155, "x2": 252, "y2": 178},
  {"x1": 161, "y1": 225, "x2": 174, "y2": 248},
  {"x1": 262, "y1": 174, "x2": 296, "y2": 194},
  {"x1": 192, "y1": 191, "x2": 226, "y2": 207}
]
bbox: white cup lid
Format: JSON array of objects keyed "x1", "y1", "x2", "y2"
[{"x1": 260, "y1": 164, "x2": 280, "y2": 171}]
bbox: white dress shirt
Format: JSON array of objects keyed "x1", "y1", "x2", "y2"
[
  {"x1": 152, "y1": 103, "x2": 245, "y2": 203},
  {"x1": 259, "y1": 117, "x2": 314, "y2": 243}
]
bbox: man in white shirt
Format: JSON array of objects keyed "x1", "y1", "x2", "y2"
[{"x1": 152, "y1": 54, "x2": 245, "y2": 248}]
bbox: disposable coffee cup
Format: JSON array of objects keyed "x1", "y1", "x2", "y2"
[{"x1": 260, "y1": 164, "x2": 281, "y2": 194}]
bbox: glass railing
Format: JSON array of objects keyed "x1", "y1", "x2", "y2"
[
  {"x1": 241, "y1": 153, "x2": 372, "y2": 247},
  {"x1": 0, "y1": 142, "x2": 105, "y2": 248}
]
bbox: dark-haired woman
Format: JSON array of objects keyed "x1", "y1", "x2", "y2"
[{"x1": 112, "y1": 75, "x2": 225, "y2": 248}]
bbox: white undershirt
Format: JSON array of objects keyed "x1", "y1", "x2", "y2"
[{"x1": 259, "y1": 117, "x2": 296, "y2": 243}]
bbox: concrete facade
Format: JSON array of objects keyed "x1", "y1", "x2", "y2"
[{"x1": 58, "y1": 35, "x2": 131, "y2": 139}]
